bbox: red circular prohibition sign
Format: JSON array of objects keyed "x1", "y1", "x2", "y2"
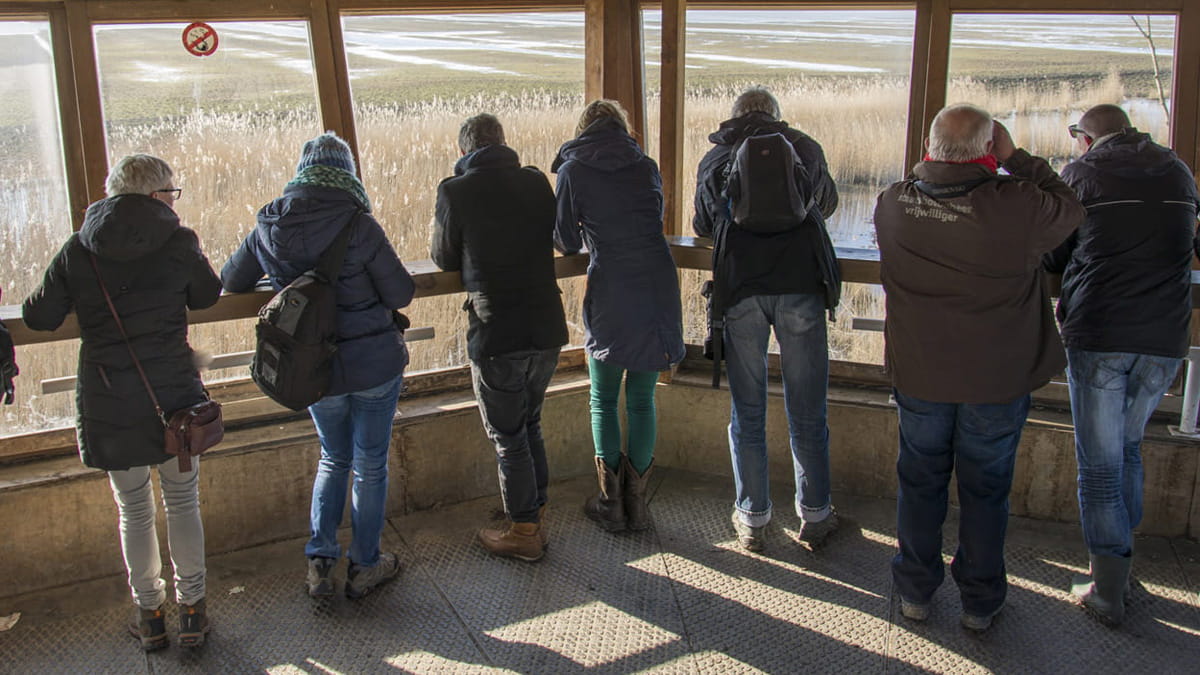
[{"x1": 182, "y1": 22, "x2": 218, "y2": 57}]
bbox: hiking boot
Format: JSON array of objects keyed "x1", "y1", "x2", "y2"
[
  {"x1": 178, "y1": 598, "x2": 210, "y2": 648},
  {"x1": 961, "y1": 603, "x2": 1002, "y2": 632},
  {"x1": 583, "y1": 457, "x2": 625, "y2": 532},
  {"x1": 900, "y1": 598, "x2": 931, "y2": 622},
  {"x1": 1072, "y1": 553, "x2": 1131, "y2": 626},
  {"x1": 127, "y1": 605, "x2": 169, "y2": 652},
  {"x1": 346, "y1": 551, "x2": 401, "y2": 599},
  {"x1": 798, "y1": 509, "x2": 840, "y2": 550},
  {"x1": 306, "y1": 556, "x2": 337, "y2": 598},
  {"x1": 537, "y1": 504, "x2": 549, "y2": 548},
  {"x1": 478, "y1": 521, "x2": 544, "y2": 561},
  {"x1": 622, "y1": 456, "x2": 652, "y2": 532},
  {"x1": 731, "y1": 510, "x2": 766, "y2": 552}
]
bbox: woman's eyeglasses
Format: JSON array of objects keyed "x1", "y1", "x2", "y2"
[{"x1": 155, "y1": 187, "x2": 182, "y2": 199}]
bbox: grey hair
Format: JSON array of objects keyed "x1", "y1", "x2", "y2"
[
  {"x1": 458, "y1": 113, "x2": 506, "y2": 154},
  {"x1": 105, "y1": 154, "x2": 174, "y2": 198},
  {"x1": 732, "y1": 86, "x2": 780, "y2": 120},
  {"x1": 927, "y1": 104, "x2": 994, "y2": 162}
]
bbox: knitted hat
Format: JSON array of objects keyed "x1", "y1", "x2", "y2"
[{"x1": 296, "y1": 132, "x2": 356, "y2": 174}]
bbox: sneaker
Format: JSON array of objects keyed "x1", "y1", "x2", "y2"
[
  {"x1": 730, "y1": 510, "x2": 766, "y2": 552},
  {"x1": 127, "y1": 605, "x2": 169, "y2": 651},
  {"x1": 961, "y1": 603, "x2": 1003, "y2": 632},
  {"x1": 900, "y1": 598, "x2": 931, "y2": 622},
  {"x1": 346, "y1": 551, "x2": 401, "y2": 599},
  {"x1": 178, "y1": 598, "x2": 210, "y2": 648},
  {"x1": 798, "y1": 510, "x2": 840, "y2": 550},
  {"x1": 306, "y1": 556, "x2": 337, "y2": 598}
]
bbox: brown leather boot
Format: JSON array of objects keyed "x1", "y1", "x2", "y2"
[
  {"x1": 583, "y1": 456, "x2": 625, "y2": 531},
  {"x1": 622, "y1": 456, "x2": 653, "y2": 531},
  {"x1": 537, "y1": 504, "x2": 549, "y2": 548},
  {"x1": 478, "y1": 521, "x2": 544, "y2": 562}
]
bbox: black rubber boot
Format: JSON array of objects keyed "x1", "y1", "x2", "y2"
[
  {"x1": 622, "y1": 456, "x2": 652, "y2": 532},
  {"x1": 583, "y1": 456, "x2": 625, "y2": 531},
  {"x1": 1071, "y1": 553, "x2": 1132, "y2": 626}
]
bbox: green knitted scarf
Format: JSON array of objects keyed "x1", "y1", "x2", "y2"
[{"x1": 288, "y1": 165, "x2": 371, "y2": 212}]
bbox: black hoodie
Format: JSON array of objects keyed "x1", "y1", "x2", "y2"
[{"x1": 23, "y1": 194, "x2": 221, "y2": 470}]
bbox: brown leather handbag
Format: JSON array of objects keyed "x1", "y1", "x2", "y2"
[{"x1": 89, "y1": 254, "x2": 223, "y2": 472}]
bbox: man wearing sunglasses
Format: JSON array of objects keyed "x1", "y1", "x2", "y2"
[{"x1": 1045, "y1": 104, "x2": 1200, "y2": 626}]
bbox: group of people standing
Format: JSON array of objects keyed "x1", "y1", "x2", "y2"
[{"x1": 12, "y1": 82, "x2": 1198, "y2": 651}]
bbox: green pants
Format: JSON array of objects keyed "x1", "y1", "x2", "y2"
[{"x1": 588, "y1": 356, "x2": 659, "y2": 474}]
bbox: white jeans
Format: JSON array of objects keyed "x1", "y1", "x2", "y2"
[{"x1": 108, "y1": 458, "x2": 206, "y2": 608}]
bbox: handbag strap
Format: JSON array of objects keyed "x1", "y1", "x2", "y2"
[{"x1": 88, "y1": 253, "x2": 167, "y2": 425}]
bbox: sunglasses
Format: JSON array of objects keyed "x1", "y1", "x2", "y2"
[{"x1": 1067, "y1": 124, "x2": 1090, "y2": 140}]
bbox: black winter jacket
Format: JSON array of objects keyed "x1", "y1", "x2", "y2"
[
  {"x1": 1044, "y1": 129, "x2": 1199, "y2": 358},
  {"x1": 222, "y1": 184, "x2": 415, "y2": 396},
  {"x1": 23, "y1": 195, "x2": 222, "y2": 470},
  {"x1": 692, "y1": 112, "x2": 840, "y2": 315},
  {"x1": 432, "y1": 145, "x2": 569, "y2": 360}
]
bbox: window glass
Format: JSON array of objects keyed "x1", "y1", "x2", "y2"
[
  {"x1": 680, "y1": 9, "x2": 915, "y2": 362},
  {"x1": 93, "y1": 21, "x2": 324, "y2": 384},
  {"x1": 343, "y1": 12, "x2": 586, "y2": 371},
  {"x1": 1, "y1": 20, "x2": 77, "y2": 435},
  {"x1": 948, "y1": 14, "x2": 1176, "y2": 170}
]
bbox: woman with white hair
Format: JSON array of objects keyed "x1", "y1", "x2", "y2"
[
  {"x1": 23, "y1": 154, "x2": 222, "y2": 650},
  {"x1": 552, "y1": 100, "x2": 685, "y2": 533}
]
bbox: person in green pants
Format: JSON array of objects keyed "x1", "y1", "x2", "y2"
[{"x1": 552, "y1": 100, "x2": 686, "y2": 531}]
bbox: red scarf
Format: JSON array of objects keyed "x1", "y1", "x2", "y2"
[{"x1": 923, "y1": 153, "x2": 999, "y2": 174}]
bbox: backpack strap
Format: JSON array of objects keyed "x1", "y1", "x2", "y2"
[
  {"x1": 314, "y1": 209, "x2": 361, "y2": 283},
  {"x1": 913, "y1": 175, "x2": 1000, "y2": 199}
]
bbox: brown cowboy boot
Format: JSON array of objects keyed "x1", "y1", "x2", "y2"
[
  {"x1": 478, "y1": 521, "x2": 544, "y2": 562},
  {"x1": 621, "y1": 456, "x2": 653, "y2": 531},
  {"x1": 583, "y1": 456, "x2": 625, "y2": 531}
]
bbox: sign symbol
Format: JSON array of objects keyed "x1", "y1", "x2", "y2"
[{"x1": 182, "y1": 22, "x2": 219, "y2": 57}]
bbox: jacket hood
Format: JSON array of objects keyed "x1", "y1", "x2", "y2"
[
  {"x1": 552, "y1": 117, "x2": 644, "y2": 173},
  {"x1": 709, "y1": 111, "x2": 790, "y2": 146},
  {"x1": 79, "y1": 194, "x2": 180, "y2": 262},
  {"x1": 1077, "y1": 129, "x2": 1185, "y2": 180},
  {"x1": 454, "y1": 144, "x2": 521, "y2": 176},
  {"x1": 256, "y1": 184, "x2": 363, "y2": 261}
]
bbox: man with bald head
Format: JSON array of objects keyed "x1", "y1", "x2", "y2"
[
  {"x1": 875, "y1": 103, "x2": 1084, "y2": 631},
  {"x1": 1045, "y1": 104, "x2": 1199, "y2": 626}
]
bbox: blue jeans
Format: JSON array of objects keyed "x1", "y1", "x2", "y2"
[
  {"x1": 305, "y1": 374, "x2": 404, "y2": 567},
  {"x1": 1066, "y1": 349, "x2": 1180, "y2": 558},
  {"x1": 471, "y1": 348, "x2": 561, "y2": 523},
  {"x1": 724, "y1": 293, "x2": 831, "y2": 527},
  {"x1": 892, "y1": 390, "x2": 1030, "y2": 617}
]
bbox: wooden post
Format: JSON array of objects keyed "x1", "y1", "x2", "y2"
[
  {"x1": 48, "y1": 6, "x2": 88, "y2": 230},
  {"x1": 309, "y1": 0, "x2": 361, "y2": 173},
  {"x1": 660, "y1": 0, "x2": 686, "y2": 236},
  {"x1": 64, "y1": 0, "x2": 109, "y2": 207},
  {"x1": 1175, "y1": 0, "x2": 1200, "y2": 173},
  {"x1": 584, "y1": 0, "x2": 646, "y2": 146},
  {"x1": 909, "y1": 0, "x2": 951, "y2": 171}
]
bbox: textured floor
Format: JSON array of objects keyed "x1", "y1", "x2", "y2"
[{"x1": 1, "y1": 468, "x2": 1198, "y2": 674}]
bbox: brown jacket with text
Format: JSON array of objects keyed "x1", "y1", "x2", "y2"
[{"x1": 873, "y1": 149, "x2": 1085, "y2": 404}]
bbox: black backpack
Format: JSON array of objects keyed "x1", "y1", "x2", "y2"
[
  {"x1": 723, "y1": 131, "x2": 814, "y2": 233},
  {"x1": 251, "y1": 211, "x2": 358, "y2": 411}
]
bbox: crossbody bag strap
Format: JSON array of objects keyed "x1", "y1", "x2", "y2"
[{"x1": 88, "y1": 253, "x2": 167, "y2": 425}]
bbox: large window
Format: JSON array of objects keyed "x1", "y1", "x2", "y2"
[
  {"x1": 93, "y1": 21, "x2": 325, "y2": 383},
  {"x1": 677, "y1": 9, "x2": 916, "y2": 362},
  {"x1": 1, "y1": 19, "x2": 76, "y2": 435},
  {"x1": 948, "y1": 13, "x2": 1176, "y2": 170},
  {"x1": 343, "y1": 12, "x2": 587, "y2": 371}
]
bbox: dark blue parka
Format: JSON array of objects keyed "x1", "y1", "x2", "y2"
[
  {"x1": 552, "y1": 117, "x2": 685, "y2": 372},
  {"x1": 1044, "y1": 129, "x2": 1200, "y2": 358},
  {"x1": 221, "y1": 184, "x2": 415, "y2": 396},
  {"x1": 23, "y1": 195, "x2": 222, "y2": 470}
]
